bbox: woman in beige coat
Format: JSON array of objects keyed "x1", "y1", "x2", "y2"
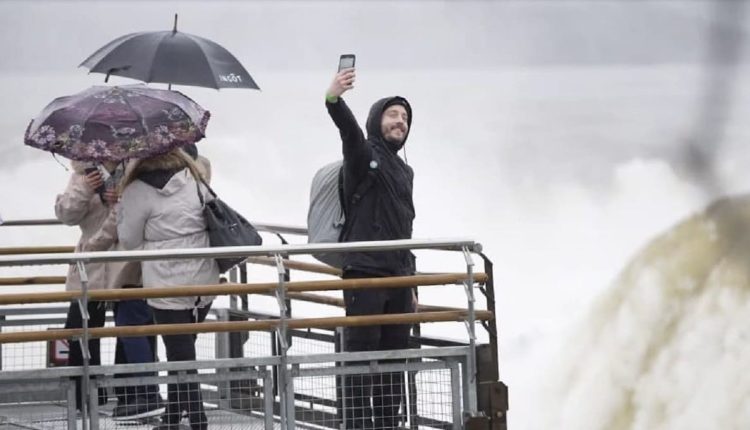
[
  {"x1": 117, "y1": 148, "x2": 218, "y2": 430},
  {"x1": 55, "y1": 160, "x2": 140, "y2": 411}
]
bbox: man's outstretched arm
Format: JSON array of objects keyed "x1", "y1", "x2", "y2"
[{"x1": 325, "y1": 69, "x2": 368, "y2": 164}]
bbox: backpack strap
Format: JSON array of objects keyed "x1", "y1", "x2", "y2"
[
  {"x1": 337, "y1": 165, "x2": 346, "y2": 216},
  {"x1": 341, "y1": 153, "x2": 379, "y2": 216},
  {"x1": 351, "y1": 150, "x2": 379, "y2": 207},
  {"x1": 338, "y1": 151, "x2": 380, "y2": 242},
  {"x1": 350, "y1": 167, "x2": 377, "y2": 207}
]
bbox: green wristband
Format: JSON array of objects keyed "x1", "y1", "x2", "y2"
[{"x1": 325, "y1": 94, "x2": 339, "y2": 103}]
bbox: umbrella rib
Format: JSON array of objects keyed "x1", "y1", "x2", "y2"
[
  {"x1": 118, "y1": 90, "x2": 150, "y2": 151},
  {"x1": 191, "y1": 36, "x2": 257, "y2": 89},
  {"x1": 80, "y1": 32, "x2": 141, "y2": 69},
  {"x1": 183, "y1": 34, "x2": 221, "y2": 89},
  {"x1": 76, "y1": 90, "x2": 111, "y2": 162},
  {"x1": 147, "y1": 32, "x2": 175, "y2": 84}
]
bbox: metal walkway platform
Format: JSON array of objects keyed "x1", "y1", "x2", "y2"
[{"x1": 0, "y1": 403, "x2": 278, "y2": 430}]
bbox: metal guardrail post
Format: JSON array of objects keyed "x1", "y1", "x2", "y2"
[
  {"x1": 478, "y1": 253, "x2": 499, "y2": 374},
  {"x1": 67, "y1": 379, "x2": 77, "y2": 429},
  {"x1": 76, "y1": 260, "x2": 91, "y2": 430},
  {"x1": 229, "y1": 266, "x2": 238, "y2": 310},
  {"x1": 335, "y1": 326, "x2": 346, "y2": 428},
  {"x1": 89, "y1": 378, "x2": 100, "y2": 430},
  {"x1": 276, "y1": 234, "x2": 293, "y2": 345},
  {"x1": 287, "y1": 363, "x2": 299, "y2": 430},
  {"x1": 478, "y1": 253, "x2": 508, "y2": 429},
  {"x1": 240, "y1": 264, "x2": 249, "y2": 312},
  {"x1": 263, "y1": 366, "x2": 274, "y2": 430},
  {"x1": 274, "y1": 253, "x2": 295, "y2": 429},
  {"x1": 0, "y1": 314, "x2": 4, "y2": 370},
  {"x1": 214, "y1": 308, "x2": 231, "y2": 406},
  {"x1": 449, "y1": 359, "x2": 462, "y2": 430},
  {"x1": 283, "y1": 257, "x2": 292, "y2": 343},
  {"x1": 461, "y1": 246, "x2": 478, "y2": 415},
  {"x1": 476, "y1": 345, "x2": 508, "y2": 430}
]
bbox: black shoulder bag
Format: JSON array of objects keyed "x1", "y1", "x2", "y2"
[{"x1": 196, "y1": 179, "x2": 262, "y2": 273}]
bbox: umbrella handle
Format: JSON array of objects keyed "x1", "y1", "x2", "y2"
[{"x1": 104, "y1": 66, "x2": 131, "y2": 83}]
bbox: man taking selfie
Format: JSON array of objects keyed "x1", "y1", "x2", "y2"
[{"x1": 326, "y1": 64, "x2": 416, "y2": 429}]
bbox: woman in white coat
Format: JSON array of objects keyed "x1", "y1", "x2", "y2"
[
  {"x1": 55, "y1": 160, "x2": 137, "y2": 411},
  {"x1": 117, "y1": 148, "x2": 218, "y2": 430}
]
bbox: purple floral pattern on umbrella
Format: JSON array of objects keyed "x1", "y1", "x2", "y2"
[
  {"x1": 24, "y1": 84, "x2": 210, "y2": 162},
  {"x1": 31, "y1": 125, "x2": 57, "y2": 146}
]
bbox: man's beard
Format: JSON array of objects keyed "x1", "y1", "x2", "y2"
[{"x1": 384, "y1": 135, "x2": 405, "y2": 150}]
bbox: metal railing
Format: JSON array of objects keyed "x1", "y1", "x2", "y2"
[{"x1": 0, "y1": 219, "x2": 506, "y2": 429}]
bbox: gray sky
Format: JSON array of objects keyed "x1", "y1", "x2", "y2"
[
  {"x1": 2, "y1": 0, "x2": 748, "y2": 190},
  {"x1": 0, "y1": 0, "x2": 742, "y2": 74}
]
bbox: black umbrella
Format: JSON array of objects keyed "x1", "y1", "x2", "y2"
[{"x1": 80, "y1": 15, "x2": 259, "y2": 90}]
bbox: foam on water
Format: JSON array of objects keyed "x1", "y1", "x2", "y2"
[{"x1": 533, "y1": 195, "x2": 750, "y2": 430}]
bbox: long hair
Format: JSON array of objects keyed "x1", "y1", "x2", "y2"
[{"x1": 120, "y1": 148, "x2": 205, "y2": 192}]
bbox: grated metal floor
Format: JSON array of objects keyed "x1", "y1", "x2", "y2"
[{"x1": 0, "y1": 403, "x2": 280, "y2": 430}]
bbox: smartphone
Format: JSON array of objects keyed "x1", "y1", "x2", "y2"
[
  {"x1": 338, "y1": 54, "x2": 356, "y2": 72},
  {"x1": 84, "y1": 166, "x2": 106, "y2": 195}
]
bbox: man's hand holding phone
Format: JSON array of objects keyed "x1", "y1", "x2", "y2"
[{"x1": 326, "y1": 54, "x2": 356, "y2": 102}]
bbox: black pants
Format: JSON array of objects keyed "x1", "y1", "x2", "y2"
[
  {"x1": 342, "y1": 270, "x2": 413, "y2": 430},
  {"x1": 65, "y1": 300, "x2": 108, "y2": 410},
  {"x1": 152, "y1": 304, "x2": 212, "y2": 430},
  {"x1": 113, "y1": 288, "x2": 160, "y2": 406}
]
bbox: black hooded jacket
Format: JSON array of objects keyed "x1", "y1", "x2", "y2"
[{"x1": 326, "y1": 96, "x2": 415, "y2": 276}]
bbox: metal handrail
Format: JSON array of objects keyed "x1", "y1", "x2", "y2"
[
  {"x1": 0, "y1": 218, "x2": 309, "y2": 236},
  {"x1": 246, "y1": 256, "x2": 342, "y2": 276},
  {"x1": 0, "y1": 238, "x2": 482, "y2": 267},
  {"x1": 0, "y1": 310, "x2": 494, "y2": 344},
  {"x1": 0, "y1": 273, "x2": 487, "y2": 305}
]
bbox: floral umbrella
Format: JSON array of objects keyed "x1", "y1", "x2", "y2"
[{"x1": 24, "y1": 84, "x2": 210, "y2": 162}]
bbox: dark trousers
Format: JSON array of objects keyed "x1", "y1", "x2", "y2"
[
  {"x1": 65, "y1": 300, "x2": 108, "y2": 410},
  {"x1": 152, "y1": 304, "x2": 212, "y2": 430},
  {"x1": 342, "y1": 270, "x2": 413, "y2": 430},
  {"x1": 113, "y1": 290, "x2": 161, "y2": 405}
]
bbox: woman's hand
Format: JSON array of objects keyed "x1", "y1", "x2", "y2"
[
  {"x1": 83, "y1": 170, "x2": 104, "y2": 192},
  {"x1": 102, "y1": 189, "x2": 119, "y2": 206}
]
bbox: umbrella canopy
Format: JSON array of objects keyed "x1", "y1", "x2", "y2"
[
  {"x1": 80, "y1": 15, "x2": 259, "y2": 90},
  {"x1": 24, "y1": 84, "x2": 210, "y2": 162}
]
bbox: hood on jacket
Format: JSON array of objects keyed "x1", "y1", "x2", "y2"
[
  {"x1": 134, "y1": 149, "x2": 190, "y2": 190},
  {"x1": 365, "y1": 96, "x2": 412, "y2": 152},
  {"x1": 138, "y1": 169, "x2": 182, "y2": 190},
  {"x1": 142, "y1": 168, "x2": 190, "y2": 196}
]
